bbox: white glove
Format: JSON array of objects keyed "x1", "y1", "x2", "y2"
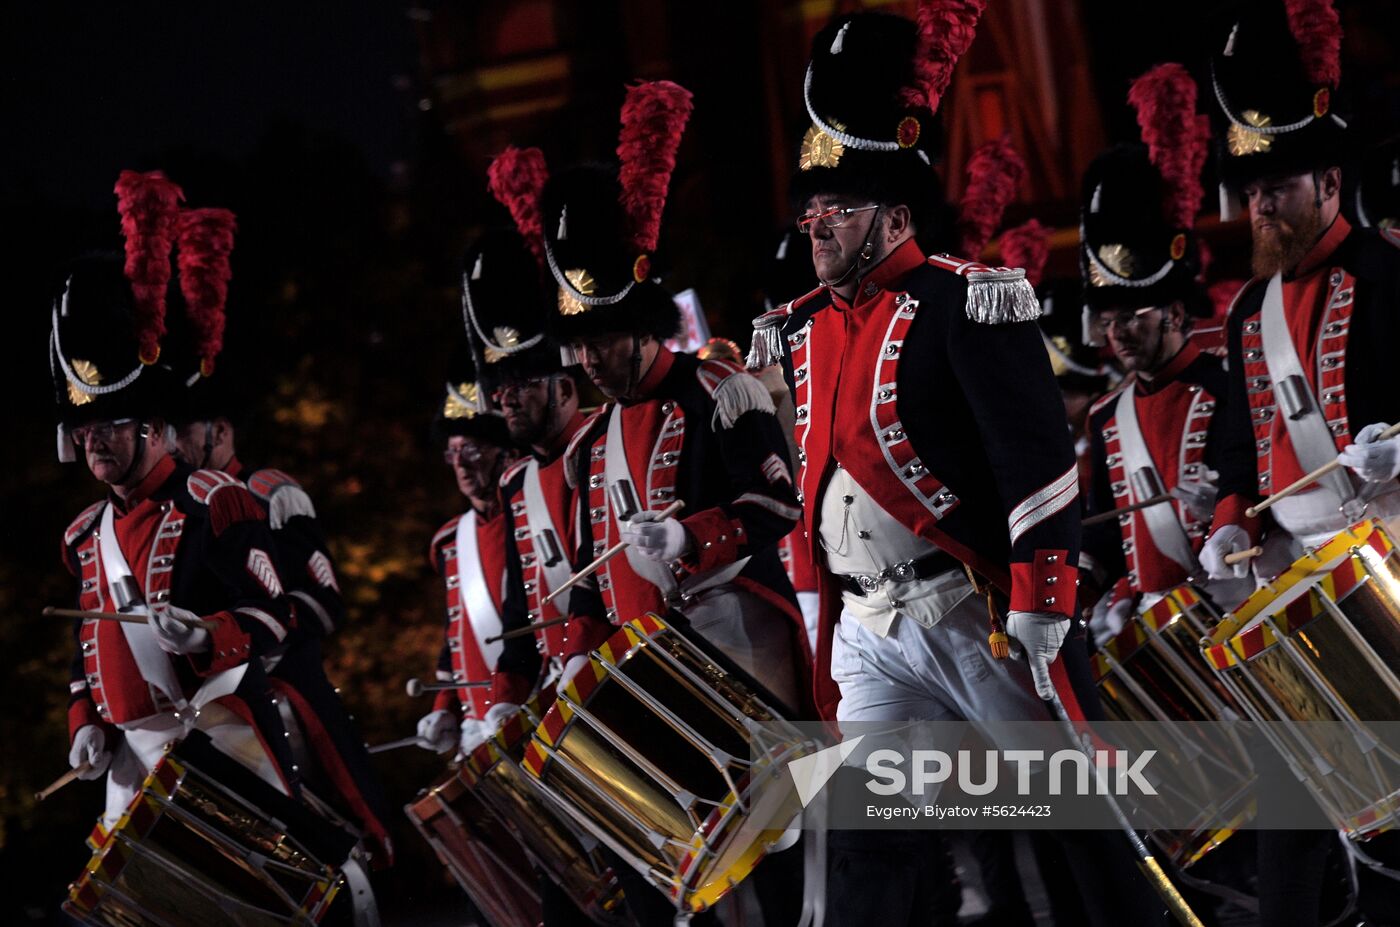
[
  {"x1": 483, "y1": 701, "x2": 520, "y2": 731},
  {"x1": 1170, "y1": 478, "x2": 1218, "y2": 521},
  {"x1": 68, "y1": 724, "x2": 112, "y2": 780},
  {"x1": 149, "y1": 606, "x2": 211, "y2": 655},
  {"x1": 1088, "y1": 591, "x2": 1135, "y2": 649},
  {"x1": 619, "y1": 511, "x2": 692, "y2": 562},
  {"x1": 416, "y1": 709, "x2": 458, "y2": 754},
  {"x1": 1200, "y1": 524, "x2": 1252, "y2": 580},
  {"x1": 1339, "y1": 423, "x2": 1400, "y2": 483},
  {"x1": 558, "y1": 654, "x2": 591, "y2": 689},
  {"x1": 459, "y1": 717, "x2": 494, "y2": 755},
  {"x1": 1005, "y1": 610, "x2": 1070, "y2": 701}
]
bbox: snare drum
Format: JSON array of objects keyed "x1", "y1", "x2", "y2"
[
  {"x1": 405, "y1": 767, "x2": 542, "y2": 927},
  {"x1": 464, "y1": 693, "x2": 627, "y2": 923},
  {"x1": 1092, "y1": 585, "x2": 1255, "y2": 869},
  {"x1": 523, "y1": 613, "x2": 818, "y2": 914},
  {"x1": 65, "y1": 732, "x2": 353, "y2": 927},
  {"x1": 1205, "y1": 519, "x2": 1400, "y2": 840}
]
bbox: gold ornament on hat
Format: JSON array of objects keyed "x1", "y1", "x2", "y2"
[
  {"x1": 799, "y1": 125, "x2": 844, "y2": 171},
  {"x1": 483, "y1": 325, "x2": 522, "y2": 363},
  {"x1": 1089, "y1": 244, "x2": 1137, "y2": 287},
  {"x1": 1227, "y1": 110, "x2": 1274, "y2": 157},
  {"x1": 67, "y1": 358, "x2": 102, "y2": 406},
  {"x1": 558, "y1": 268, "x2": 597, "y2": 316},
  {"x1": 443, "y1": 381, "x2": 481, "y2": 419}
]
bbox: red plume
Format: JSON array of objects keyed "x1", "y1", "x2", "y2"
[
  {"x1": 956, "y1": 135, "x2": 1025, "y2": 257},
  {"x1": 1284, "y1": 0, "x2": 1342, "y2": 87},
  {"x1": 616, "y1": 80, "x2": 694, "y2": 254},
  {"x1": 176, "y1": 208, "x2": 238, "y2": 377},
  {"x1": 114, "y1": 170, "x2": 184, "y2": 364},
  {"x1": 998, "y1": 219, "x2": 1051, "y2": 288},
  {"x1": 899, "y1": 0, "x2": 987, "y2": 113},
  {"x1": 1128, "y1": 63, "x2": 1209, "y2": 230},
  {"x1": 487, "y1": 146, "x2": 550, "y2": 263}
]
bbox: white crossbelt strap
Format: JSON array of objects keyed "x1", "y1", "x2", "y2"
[
  {"x1": 521, "y1": 459, "x2": 573, "y2": 601},
  {"x1": 1260, "y1": 273, "x2": 1358, "y2": 508},
  {"x1": 98, "y1": 504, "x2": 186, "y2": 710},
  {"x1": 1113, "y1": 383, "x2": 1199, "y2": 574},
  {"x1": 456, "y1": 509, "x2": 504, "y2": 671}
]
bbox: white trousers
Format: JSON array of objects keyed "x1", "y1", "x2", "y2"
[
  {"x1": 101, "y1": 703, "x2": 287, "y2": 833},
  {"x1": 685, "y1": 583, "x2": 801, "y2": 712}
]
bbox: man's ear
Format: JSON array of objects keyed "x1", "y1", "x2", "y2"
[
  {"x1": 213, "y1": 417, "x2": 235, "y2": 446},
  {"x1": 885, "y1": 204, "x2": 913, "y2": 243},
  {"x1": 1321, "y1": 166, "x2": 1342, "y2": 201},
  {"x1": 1165, "y1": 301, "x2": 1188, "y2": 331}
]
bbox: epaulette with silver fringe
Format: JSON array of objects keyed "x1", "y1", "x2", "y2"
[
  {"x1": 746, "y1": 304, "x2": 793, "y2": 371},
  {"x1": 927, "y1": 255, "x2": 1041, "y2": 325}
]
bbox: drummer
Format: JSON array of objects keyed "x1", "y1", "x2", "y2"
[
  {"x1": 53, "y1": 172, "x2": 295, "y2": 845},
  {"x1": 542, "y1": 83, "x2": 810, "y2": 926},
  {"x1": 414, "y1": 342, "x2": 521, "y2": 757},
  {"x1": 751, "y1": 8, "x2": 1164, "y2": 924},
  {"x1": 1199, "y1": 0, "x2": 1400, "y2": 587},
  {"x1": 1198, "y1": 4, "x2": 1400, "y2": 924},
  {"x1": 1078, "y1": 64, "x2": 1253, "y2": 643}
]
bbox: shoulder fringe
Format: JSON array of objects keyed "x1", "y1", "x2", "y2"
[
  {"x1": 964, "y1": 267, "x2": 1040, "y2": 324},
  {"x1": 711, "y1": 367, "x2": 776, "y2": 430},
  {"x1": 267, "y1": 484, "x2": 316, "y2": 530},
  {"x1": 746, "y1": 305, "x2": 790, "y2": 370}
]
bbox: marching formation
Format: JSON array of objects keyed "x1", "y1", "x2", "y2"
[{"x1": 38, "y1": 1, "x2": 1400, "y2": 926}]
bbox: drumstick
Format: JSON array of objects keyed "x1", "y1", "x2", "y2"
[
  {"x1": 43, "y1": 606, "x2": 218, "y2": 631},
  {"x1": 1081, "y1": 494, "x2": 1173, "y2": 527},
  {"x1": 1043, "y1": 689, "x2": 1204, "y2": 927},
  {"x1": 486, "y1": 499, "x2": 685, "y2": 645},
  {"x1": 367, "y1": 736, "x2": 423, "y2": 755},
  {"x1": 405, "y1": 677, "x2": 490, "y2": 696},
  {"x1": 1223, "y1": 546, "x2": 1263, "y2": 565},
  {"x1": 1246, "y1": 422, "x2": 1400, "y2": 518},
  {"x1": 35, "y1": 764, "x2": 91, "y2": 802}
]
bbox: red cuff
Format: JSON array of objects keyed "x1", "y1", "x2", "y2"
[
  {"x1": 1008, "y1": 550, "x2": 1078, "y2": 618},
  {"x1": 681, "y1": 507, "x2": 743, "y2": 574},
  {"x1": 189, "y1": 610, "x2": 253, "y2": 676},
  {"x1": 432, "y1": 688, "x2": 458, "y2": 713},
  {"x1": 68, "y1": 698, "x2": 106, "y2": 742},
  {"x1": 491, "y1": 671, "x2": 533, "y2": 707},
  {"x1": 1212, "y1": 493, "x2": 1262, "y2": 544},
  {"x1": 561, "y1": 613, "x2": 615, "y2": 661}
]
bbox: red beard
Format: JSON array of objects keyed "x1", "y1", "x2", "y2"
[{"x1": 1251, "y1": 205, "x2": 1325, "y2": 277}]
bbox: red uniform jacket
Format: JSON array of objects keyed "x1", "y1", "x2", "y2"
[{"x1": 431, "y1": 509, "x2": 510, "y2": 719}]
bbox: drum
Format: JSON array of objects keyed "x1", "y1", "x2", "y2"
[
  {"x1": 464, "y1": 693, "x2": 627, "y2": 923},
  {"x1": 65, "y1": 732, "x2": 354, "y2": 927},
  {"x1": 1091, "y1": 584, "x2": 1256, "y2": 869},
  {"x1": 1205, "y1": 519, "x2": 1400, "y2": 841},
  {"x1": 405, "y1": 767, "x2": 542, "y2": 927},
  {"x1": 522, "y1": 613, "x2": 818, "y2": 914}
]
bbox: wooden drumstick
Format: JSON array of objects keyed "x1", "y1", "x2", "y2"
[
  {"x1": 1082, "y1": 493, "x2": 1174, "y2": 527},
  {"x1": 367, "y1": 736, "x2": 423, "y2": 756},
  {"x1": 1223, "y1": 546, "x2": 1263, "y2": 565},
  {"x1": 486, "y1": 500, "x2": 685, "y2": 645},
  {"x1": 1246, "y1": 422, "x2": 1400, "y2": 518},
  {"x1": 35, "y1": 763, "x2": 91, "y2": 802},
  {"x1": 44, "y1": 606, "x2": 218, "y2": 631}
]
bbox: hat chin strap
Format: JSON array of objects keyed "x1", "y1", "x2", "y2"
[{"x1": 819, "y1": 206, "x2": 882, "y2": 290}]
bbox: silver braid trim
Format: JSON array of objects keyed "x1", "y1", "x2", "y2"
[
  {"x1": 1211, "y1": 66, "x2": 1317, "y2": 136},
  {"x1": 1079, "y1": 228, "x2": 1177, "y2": 289},
  {"x1": 803, "y1": 63, "x2": 901, "y2": 153},
  {"x1": 460, "y1": 276, "x2": 544, "y2": 356},
  {"x1": 543, "y1": 230, "x2": 635, "y2": 307},
  {"x1": 50, "y1": 307, "x2": 144, "y2": 396}
]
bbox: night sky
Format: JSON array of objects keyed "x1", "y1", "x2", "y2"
[{"x1": 1, "y1": 2, "x2": 418, "y2": 209}]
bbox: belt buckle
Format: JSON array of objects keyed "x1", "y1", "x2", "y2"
[
  {"x1": 856, "y1": 574, "x2": 880, "y2": 593},
  {"x1": 888, "y1": 560, "x2": 915, "y2": 582}
]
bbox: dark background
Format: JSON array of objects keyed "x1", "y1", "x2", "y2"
[{"x1": 2, "y1": 1, "x2": 1396, "y2": 922}]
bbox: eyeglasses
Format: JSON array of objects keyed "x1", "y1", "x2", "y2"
[
  {"x1": 795, "y1": 204, "x2": 880, "y2": 234},
  {"x1": 492, "y1": 376, "x2": 553, "y2": 402},
  {"x1": 70, "y1": 419, "x2": 136, "y2": 448},
  {"x1": 1089, "y1": 308, "x2": 1160, "y2": 339},
  {"x1": 443, "y1": 442, "x2": 488, "y2": 465}
]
